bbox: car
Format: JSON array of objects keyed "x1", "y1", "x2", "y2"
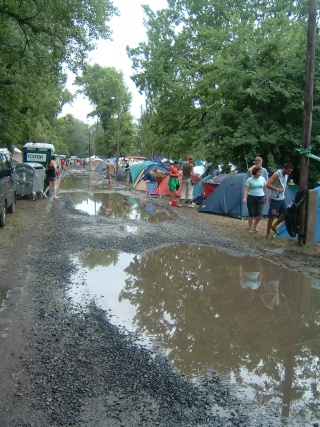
[{"x1": 0, "y1": 149, "x2": 16, "y2": 227}]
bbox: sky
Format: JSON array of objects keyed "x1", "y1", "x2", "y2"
[{"x1": 61, "y1": 0, "x2": 168, "y2": 123}]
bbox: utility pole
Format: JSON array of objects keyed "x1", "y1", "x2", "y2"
[
  {"x1": 88, "y1": 125, "x2": 91, "y2": 158},
  {"x1": 298, "y1": 0, "x2": 317, "y2": 245},
  {"x1": 116, "y1": 92, "x2": 121, "y2": 176}
]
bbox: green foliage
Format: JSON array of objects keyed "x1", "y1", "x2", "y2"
[
  {"x1": 129, "y1": 0, "x2": 320, "y2": 185},
  {"x1": 0, "y1": 0, "x2": 116, "y2": 150}
]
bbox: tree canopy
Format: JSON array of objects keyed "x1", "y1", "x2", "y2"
[
  {"x1": 0, "y1": 0, "x2": 117, "y2": 150},
  {"x1": 128, "y1": 0, "x2": 320, "y2": 184},
  {"x1": 75, "y1": 64, "x2": 136, "y2": 157}
]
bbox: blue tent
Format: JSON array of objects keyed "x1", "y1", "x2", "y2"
[
  {"x1": 198, "y1": 173, "x2": 295, "y2": 219},
  {"x1": 95, "y1": 158, "x2": 116, "y2": 172},
  {"x1": 131, "y1": 161, "x2": 169, "y2": 188},
  {"x1": 153, "y1": 158, "x2": 168, "y2": 168},
  {"x1": 192, "y1": 172, "x2": 218, "y2": 198},
  {"x1": 277, "y1": 186, "x2": 320, "y2": 242},
  {"x1": 129, "y1": 161, "x2": 155, "y2": 183},
  {"x1": 140, "y1": 163, "x2": 168, "y2": 180}
]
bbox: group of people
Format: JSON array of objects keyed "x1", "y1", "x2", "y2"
[
  {"x1": 44, "y1": 152, "x2": 294, "y2": 238},
  {"x1": 243, "y1": 156, "x2": 294, "y2": 239},
  {"x1": 168, "y1": 156, "x2": 196, "y2": 208}
]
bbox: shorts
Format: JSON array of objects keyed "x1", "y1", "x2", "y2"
[
  {"x1": 48, "y1": 177, "x2": 57, "y2": 182},
  {"x1": 247, "y1": 195, "x2": 265, "y2": 217},
  {"x1": 268, "y1": 199, "x2": 287, "y2": 217},
  {"x1": 180, "y1": 178, "x2": 193, "y2": 200}
]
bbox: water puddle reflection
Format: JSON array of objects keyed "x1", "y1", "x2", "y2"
[
  {"x1": 63, "y1": 191, "x2": 173, "y2": 222},
  {"x1": 69, "y1": 245, "x2": 320, "y2": 425}
]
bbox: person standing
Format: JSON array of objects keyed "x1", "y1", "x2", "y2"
[
  {"x1": 179, "y1": 156, "x2": 195, "y2": 207},
  {"x1": 243, "y1": 166, "x2": 267, "y2": 232},
  {"x1": 104, "y1": 160, "x2": 114, "y2": 184},
  {"x1": 168, "y1": 160, "x2": 180, "y2": 205},
  {"x1": 43, "y1": 155, "x2": 59, "y2": 199},
  {"x1": 265, "y1": 163, "x2": 293, "y2": 239},
  {"x1": 124, "y1": 159, "x2": 130, "y2": 183},
  {"x1": 247, "y1": 157, "x2": 268, "y2": 230},
  {"x1": 247, "y1": 156, "x2": 268, "y2": 181}
]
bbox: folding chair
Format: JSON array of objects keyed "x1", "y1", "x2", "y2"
[{"x1": 146, "y1": 181, "x2": 161, "y2": 197}]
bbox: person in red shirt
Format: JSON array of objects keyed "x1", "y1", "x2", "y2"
[{"x1": 168, "y1": 160, "x2": 180, "y2": 205}]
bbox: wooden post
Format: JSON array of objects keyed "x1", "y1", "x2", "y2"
[{"x1": 298, "y1": 0, "x2": 317, "y2": 245}]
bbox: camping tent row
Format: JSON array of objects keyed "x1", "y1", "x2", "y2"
[
  {"x1": 129, "y1": 160, "x2": 201, "y2": 196},
  {"x1": 197, "y1": 173, "x2": 296, "y2": 220}
]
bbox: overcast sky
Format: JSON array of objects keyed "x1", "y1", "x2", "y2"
[{"x1": 61, "y1": 0, "x2": 168, "y2": 123}]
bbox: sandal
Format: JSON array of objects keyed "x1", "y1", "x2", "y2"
[
  {"x1": 271, "y1": 227, "x2": 279, "y2": 235},
  {"x1": 265, "y1": 235, "x2": 274, "y2": 240}
]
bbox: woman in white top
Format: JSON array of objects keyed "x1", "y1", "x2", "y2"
[{"x1": 243, "y1": 166, "x2": 267, "y2": 233}]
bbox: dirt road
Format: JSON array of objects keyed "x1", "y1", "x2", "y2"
[{"x1": 0, "y1": 170, "x2": 319, "y2": 426}]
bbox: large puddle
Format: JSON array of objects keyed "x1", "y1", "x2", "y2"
[
  {"x1": 62, "y1": 191, "x2": 173, "y2": 221},
  {"x1": 69, "y1": 244, "x2": 320, "y2": 426}
]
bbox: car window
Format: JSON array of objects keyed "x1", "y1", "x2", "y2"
[
  {"x1": 0, "y1": 155, "x2": 5, "y2": 172},
  {"x1": 0, "y1": 154, "x2": 11, "y2": 171}
]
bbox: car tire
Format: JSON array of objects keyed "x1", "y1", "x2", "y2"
[
  {"x1": 0, "y1": 207, "x2": 6, "y2": 228},
  {"x1": 7, "y1": 195, "x2": 16, "y2": 213}
]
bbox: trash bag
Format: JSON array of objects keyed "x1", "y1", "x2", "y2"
[{"x1": 285, "y1": 189, "x2": 308, "y2": 237}]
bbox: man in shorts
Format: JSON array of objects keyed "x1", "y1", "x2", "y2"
[{"x1": 265, "y1": 163, "x2": 293, "y2": 239}]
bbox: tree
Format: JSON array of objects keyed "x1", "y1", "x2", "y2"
[
  {"x1": 0, "y1": 0, "x2": 117, "y2": 149},
  {"x1": 75, "y1": 65, "x2": 135, "y2": 157},
  {"x1": 129, "y1": 0, "x2": 320, "y2": 185}
]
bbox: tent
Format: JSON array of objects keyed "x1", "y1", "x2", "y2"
[
  {"x1": 89, "y1": 158, "x2": 103, "y2": 171},
  {"x1": 198, "y1": 173, "x2": 295, "y2": 219},
  {"x1": 158, "y1": 174, "x2": 183, "y2": 197},
  {"x1": 277, "y1": 186, "x2": 320, "y2": 242},
  {"x1": 129, "y1": 161, "x2": 155, "y2": 184},
  {"x1": 132, "y1": 163, "x2": 169, "y2": 190},
  {"x1": 192, "y1": 171, "x2": 220, "y2": 198},
  {"x1": 202, "y1": 174, "x2": 227, "y2": 198},
  {"x1": 95, "y1": 158, "x2": 116, "y2": 172}
]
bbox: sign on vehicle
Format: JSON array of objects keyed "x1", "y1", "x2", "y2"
[{"x1": 26, "y1": 153, "x2": 47, "y2": 162}]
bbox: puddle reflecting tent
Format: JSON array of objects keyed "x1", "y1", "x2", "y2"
[{"x1": 199, "y1": 173, "x2": 295, "y2": 219}]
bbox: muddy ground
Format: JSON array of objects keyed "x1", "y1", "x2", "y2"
[{"x1": 0, "y1": 170, "x2": 319, "y2": 427}]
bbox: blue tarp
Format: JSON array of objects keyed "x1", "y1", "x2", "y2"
[{"x1": 198, "y1": 173, "x2": 295, "y2": 219}]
